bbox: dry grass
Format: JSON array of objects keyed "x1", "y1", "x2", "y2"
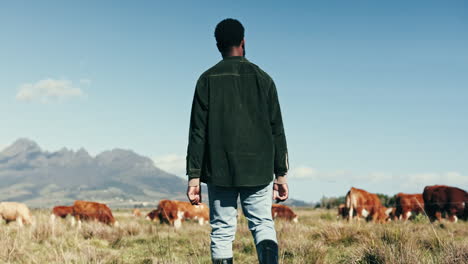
[{"x1": 0, "y1": 208, "x2": 467, "y2": 264}]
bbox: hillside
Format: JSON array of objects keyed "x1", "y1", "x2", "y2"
[{"x1": 0, "y1": 139, "x2": 186, "y2": 207}]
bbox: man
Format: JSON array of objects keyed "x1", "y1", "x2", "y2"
[{"x1": 186, "y1": 18, "x2": 289, "y2": 264}]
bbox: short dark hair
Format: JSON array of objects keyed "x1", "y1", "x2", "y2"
[{"x1": 214, "y1": 18, "x2": 244, "y2": 54}]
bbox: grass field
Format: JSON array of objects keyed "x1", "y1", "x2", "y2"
[{"x1": 0, "y1": 208, "x2": 467, "y2": 264}]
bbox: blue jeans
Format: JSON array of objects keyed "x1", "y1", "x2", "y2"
[{"x1": 208, "y1": 183, "x2": 277, "y2": 259}]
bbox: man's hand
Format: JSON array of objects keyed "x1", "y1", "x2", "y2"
[
  {"x1": 187, "y1": 185, "x2": 201, "y2": 205},
  {"x1": 273, "y1": 183, "x2": 288, "y2": 202}
]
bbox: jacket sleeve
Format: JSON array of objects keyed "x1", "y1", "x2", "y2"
[
  {"x1": 268, "y1": 79, "x2": 289, "y2": 177},
  {"x1": 186, "y1": 76, "x2": 208, "y2": 180}
]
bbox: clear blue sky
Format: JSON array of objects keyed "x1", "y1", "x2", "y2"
[{"x1": 1, "y1": 1, "x2": 467, "y2": 202}]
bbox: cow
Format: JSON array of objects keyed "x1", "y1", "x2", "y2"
[
  {"x1": 183, "y1": 203, "x2": 209, "y2": 225},
  {"x1": 146, "y1": 200, "x2": 180, "y2": 226},
  {"x1": 271, "y1": 204, "x2": 298, "y2": 222},
  {"x1": 71, "y1": 200, "x2": 118, "y2": 227},
  {"x1": 51, "y1": 206, "x2": 74, "y2": 219},
  {"x1": 337, "y1": 203, "x2": 348, "y2": 219},
  {"x1": 394, "y1": 193, "x2": 424, "y2": 221},
  {"x1": 0, "y1": 202, "x2": 33, "y2": 226},
  {"x1": 380, "y1": 206, "x2": 394, "y2": 222},
  {"x1": 388, "y1": 207, "x2": 397, "y2": 220},
  {"x1": 345, "y1": 187, "x2": 391, "y2": 223},
  {"x1": 146, "y1": 208, "x2": 161, "y2": 222},
  {"x1": 132, "y1": 208, "x2": 142, "y2": 217},
  {"x1": 50, "y1": 205, "x2": 74, "y2": 224},
  {"x1": 146, "y1": 200, "x2": 209, "y2": 228},
  {"x1": 423, "y1": 185, "x2": 467, "y2": 222},
  {"x1": 337, "y1": 203, "x2": 360, "y2": 220}
]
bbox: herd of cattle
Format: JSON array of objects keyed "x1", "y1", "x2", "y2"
[
  {"x1": 0, "y1": 199, "x2": 298, "y2": 229},
  {"x1": 142, "y1": 202, "x2": 297, "y2": 228},
  {"x1": 338, "y1": 185, "x2": 467, "y2": 223},
  {"x1": 0, "y1": 184, "x2": 465, "y2": 228}
]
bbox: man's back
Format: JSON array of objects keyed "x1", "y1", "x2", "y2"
[
  {"x1": 187, "y1": 56, "x2": 288, "y2": 187},
  {"x1": 185, "y1": 18, "x2": 288, "y2": 264}
]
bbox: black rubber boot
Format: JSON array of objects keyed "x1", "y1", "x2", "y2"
[
  {"x1": 257, "y1": 239, "x2": 278, "y2": 264},
  {"x1": 212, "y1": 257, "x2": 233, "y2": 264}
]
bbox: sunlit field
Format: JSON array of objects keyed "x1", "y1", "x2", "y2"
[{"x1": 1, "y1": 208, "x2": 467, "y2": 264}]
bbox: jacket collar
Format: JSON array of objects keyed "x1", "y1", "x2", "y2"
[{"x1": 222, "y1": 56, "x2": 246, "y2": 61}]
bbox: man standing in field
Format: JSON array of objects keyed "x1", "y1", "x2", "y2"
[{"x1": 186, "y1": 18, "x2": 289, "y2": 264}]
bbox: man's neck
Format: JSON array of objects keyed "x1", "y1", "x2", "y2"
[{"x1": 223, "y1": 48, "x2": 244, "y2": 58}]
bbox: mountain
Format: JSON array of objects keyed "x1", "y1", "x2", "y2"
[
  {"x1": 0, "y1": 138, "x2": 186, "y2": 208},
  {"x1": 280, "y1": 198, "x2": 315, "y2": 207}
]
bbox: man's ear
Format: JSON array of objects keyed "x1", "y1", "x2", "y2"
[{"x1": 240, "y1": 39, "x2": 245, "y2": 47}]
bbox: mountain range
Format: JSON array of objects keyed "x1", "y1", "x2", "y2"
[
  {"x1": 0, "y1": 138, "x2": 186, "y2": 208},
  {"x1": 0, "y1": 139, "x2": 313, "y2": 208}
]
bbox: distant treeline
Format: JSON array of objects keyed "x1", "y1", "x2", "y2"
[{"x1": 317, "y1": 194, "x2": 397, "y2": 209}]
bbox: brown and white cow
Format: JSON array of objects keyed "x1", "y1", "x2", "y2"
[
  {"x1": 345, "y1": 187, "x2": 391, "y2": 223},
  {"x1": 0, "y1": 202, "x2": 33, "y2": 226},
  {"x1": 394, "y1": 193, "x2": 424, "y2": 221},
  {"x1": 388, "y1": 207, "x2": 397, "y2": 220},
  {"x1": 423, "y1": 185, "x2": 467, "y2": 222},
  {"x1": 146, "y1": 200, "x2": 209, "y2": 228},
  {"x1": 146, "y1": 208, "x2": 161, "y2": 222},
  {"x1": 337, "y1": 203, "x2": 348, "y2": 219},
  {"x1": 71, "y1": 200, "x2": 117, "y2": 227},
  {"x1": 271, "y1": 204, "x2": 298, "y2": 223},
  {"x1": 183, "y1": 203, "x2": 209, "y2": 225},
  {"x1": 337, "y1": 203, "x2": 360, "y2": 220}
]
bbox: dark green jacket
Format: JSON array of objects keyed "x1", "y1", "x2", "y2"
[{"x1": 186, "y1": 56, "x2": 288, "y2": 187}]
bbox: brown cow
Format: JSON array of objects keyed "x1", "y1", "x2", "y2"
[
  {"x1": 271, "y1": 204, "x2": 298, "y2": 222},
  {"x1": 51, "y1": 206, "x2": 74, "y2": 219},
  {"x1": 394, "y1": 193, "x2": 424, "y2": 221},
  {"x1": 345, "y1": 187, "x2": 391, "y2": 223},
  {"x1": 423, "y1": 185, "x2": 467, "y2": 222},
  {"x1": 71, "y1": 200, "x2": 117, "y2": 227},
  {"x1": 0, "y1": 202, "x2": 34, "y2": 226},
  {"x1": 147, "y1": 200, "x2": 209, "y2": 228},
  {"x1": 132, "y1": 208, "x2": 142, "y2": 217}
]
